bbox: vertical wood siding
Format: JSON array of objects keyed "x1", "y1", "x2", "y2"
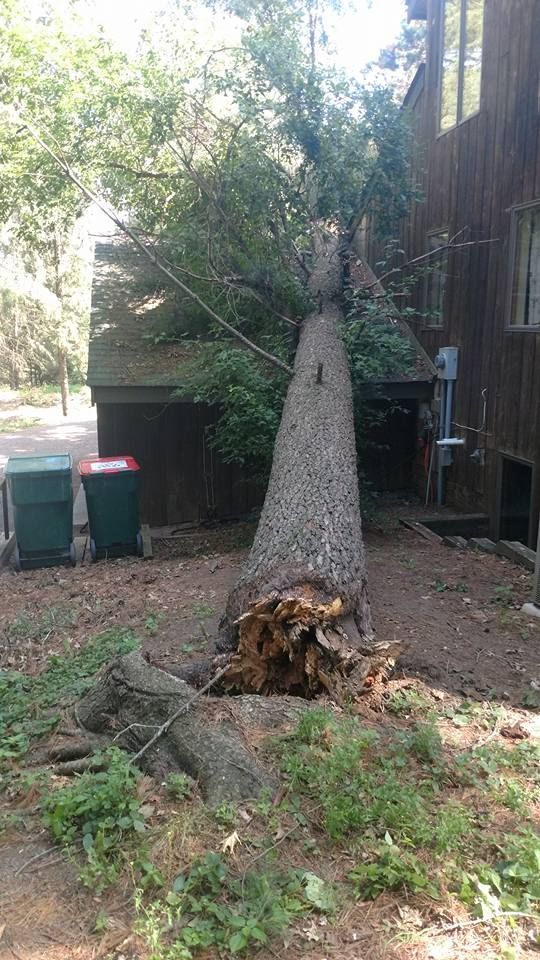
[{"x1": 367, "y1": 0, "x2": 540, "y2": 538}]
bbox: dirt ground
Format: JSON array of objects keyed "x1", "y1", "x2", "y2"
[
  {"x1": 1, "y1": 500, "x2": 539, "y2": 960},
  {"x1": 1, "y1": 507, "x2": 538, "y2": 707}
]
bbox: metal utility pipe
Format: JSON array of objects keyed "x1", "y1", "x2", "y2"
[
  {"x1": 437, "y1": 381, "x2": 447, "y2": 506},
  {"x1": 444, "y1": 379, "x2": 454, "y2": 441}
]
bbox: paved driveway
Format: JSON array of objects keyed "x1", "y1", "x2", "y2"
[{"x1": 0, "y1": 406, "x2": 98, "y2": 494}]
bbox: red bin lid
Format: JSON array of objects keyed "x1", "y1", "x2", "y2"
[{"x1": 79, "y1": 456, "x2": 140, "y2": 476}]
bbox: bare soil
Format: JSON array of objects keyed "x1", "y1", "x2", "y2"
[
  {"x1": 1, "y1": 500, "x2": 539, "y2": 960},
  {"x1": 1, "y1": 510, "x2": 538, "y2": 707}
]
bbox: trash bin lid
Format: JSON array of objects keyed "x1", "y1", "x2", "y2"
[
  {"x1": 79, "y1": 456, "x2": 140, "y2": 476},
  {"x1": 5, "y1": 454, "x2": 72, "y2": 476}
]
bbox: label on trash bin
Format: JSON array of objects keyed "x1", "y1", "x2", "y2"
[{"x1": 90, "y1": 459, "x2": 129, "y2": 472}]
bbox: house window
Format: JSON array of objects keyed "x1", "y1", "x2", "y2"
[
  {"x1": 509, "y1": 203, "x2": 540, "y2": 328},
  {"x1": 424, "y1": 231, "x2": 449, "y2": 326},
  {"x1": 440, "y1": 0, "x2": 484, "y2": 132}
]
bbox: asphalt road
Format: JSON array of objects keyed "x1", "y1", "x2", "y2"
[{"x1": 0, "y1": 405, "x2": 98, "y2": 494}]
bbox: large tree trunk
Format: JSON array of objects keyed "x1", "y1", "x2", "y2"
[
  {"x1": 57, "y1": 347, "x2": 69, "y2": 416},
  {"x1": 222, "y1": 233, "x2": 396, "y2": 699},
  {"x1": 73, "y1": 651, "x2": 310, "y2": 806}
]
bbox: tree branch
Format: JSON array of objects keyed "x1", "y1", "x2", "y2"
[{"x1": 9, "y1": 111, "x2": 294, "y2": 377}]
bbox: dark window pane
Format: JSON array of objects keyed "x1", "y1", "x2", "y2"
[
  {"x1": 440, "y1": 0, "x2": 461, "y2": 131},
  {"x1": 511, "y1": 206, "x2": 540, "y2": 327},
  {"x1": 425, "y1": 231, "x2": 449, "y2": 326},
  {"x1": 462, "y1": 0, "x2": 484, "y2": 118}
]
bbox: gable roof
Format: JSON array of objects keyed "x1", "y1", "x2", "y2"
[
  {"x1": 87, "y1": 235, "x2": 435, "y2": 392},
  {"x1": 87, "y1": 236, "x2": 200, "y2": 388}
]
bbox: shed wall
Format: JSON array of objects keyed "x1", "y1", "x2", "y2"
[{"x1": 96, "y1": 401, "x2": 262, "y2": 527}]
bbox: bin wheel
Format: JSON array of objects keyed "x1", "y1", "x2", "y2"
[
  {"x1": 136, "y1": 531, "x2": 144, "y2": 558},
  {"x1": 90, "y1": 538, "x2": 97, "y2": 561},
  {"x1": 13, "y1": 544, "x2": 21, "y2": 573},
  {"x1": 69, "y1": 541, "x2": 77, "y2": 567}
]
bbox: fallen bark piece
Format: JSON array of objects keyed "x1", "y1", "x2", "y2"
[{"x1": 75, "y1": 651, "x2": 311, "y2": 806}]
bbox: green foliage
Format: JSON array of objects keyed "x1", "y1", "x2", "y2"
[
  {"x1": 280, "y1": 712, "x2": 451, "y2": 850},
  {"x1": 213, "y1": 802, "x2": 237, "y2": 827},
  {"x1": 136, "y1": 852, "x2": 315, "y2": 959},
  {"x1": 385, "y1": 687, "x2": 432, "y2": 717},
  {"x1": 460, "y1": 830, "x2": 540, "y2": 919},
  {"x1": 177, "y1": 344, "x2": 288, "y2": 479},
  {"x1": 0, "y1": 628, "x2": 137, "y2": 765},
  {"x1": 42, "y1": 746, "x2": 159, "y2": 893},
  {"x1": 350, "y1": 836, "x2": 437, "y2": 900},
  {"x1": 166, "y1": 773, "x2": 194, "y2": 802}
]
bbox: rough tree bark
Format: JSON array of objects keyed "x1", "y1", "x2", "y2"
[{"x1": 221, "y1": 232, "x2": 397, "y2": 699}]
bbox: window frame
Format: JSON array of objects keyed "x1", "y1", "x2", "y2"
[
  {"x1": 422, "y1": 228, "x2": 449, "y2": 329},
  {"x1": 438, "y1": 0, "x2": 485, "y2": 136},
  {"x1": 506, "y1": 199, "x2": 540, "y2": 332}
]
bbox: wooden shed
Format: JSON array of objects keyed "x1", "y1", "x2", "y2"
[
  {"x1": 87, "y1": 237, "x2": 262, "y2": 527},
  {"x1": 87, "y1": 237, "x2": 436, "y2": 527}
]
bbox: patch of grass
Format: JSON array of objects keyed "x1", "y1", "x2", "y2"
[
  {"x1": 0, "y1": 415, "x2": 40, "y2": 433},
  {"x1": 136, "y1": 852, "x2": 320, "y2": 959},
  {"x1": 42, "y1": 746, "x2": 161, "y2": 893},
  {"x1": 0, "y1": 628, "x2": 138, "y2": 765},
  {"x1": 278, "y1": 709, "x2": 540, "y2": 914},
  {"x1": 3, "y1": 602, "x2": 77, "y2": 645},
  {"x1": 385, "y1": 687, "x2": 432, "y2": 717}
]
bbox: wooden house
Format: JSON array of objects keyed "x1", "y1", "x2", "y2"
[
  {"x1": 87, "y1": 237, "x2": 435, "y2": 527},
  {"x1": 362, "y1": 0, "x2": 540, "y2": 545}
]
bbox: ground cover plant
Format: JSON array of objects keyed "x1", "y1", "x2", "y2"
[{"x1": 1, "y1": 517, "x2": 539, "y2": 959}]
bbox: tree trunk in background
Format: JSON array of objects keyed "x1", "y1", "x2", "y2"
[
  {"x1": 57, "y1": 347, "x2": 69, "y2": 416},
  {"x1": 223, "y1": 233, "x2": 398, "y2": 699}
]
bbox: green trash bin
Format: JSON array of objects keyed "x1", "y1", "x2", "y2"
[
  {"x1": 79, "y1": 456, "x2": 142, "y2": 561},
  {"x1": 6, "y1": 454, "x2": 75, "y2": 571}
]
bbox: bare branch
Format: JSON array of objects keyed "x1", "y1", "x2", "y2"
[{"x1": 361, "y1": 234, "x2": 499, "y2": 292}]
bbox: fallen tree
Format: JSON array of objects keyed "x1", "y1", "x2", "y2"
[
  {"x1": 64, "y1": 236, "x2": 398, "y2": 803},
  {"x1": 8, "y1": 1, "x2": 411, "y2": 801}
]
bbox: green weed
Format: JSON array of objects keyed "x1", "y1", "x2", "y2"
[
  {"x1": 460, "y1": 829, "x2": 540, "y2": 918},
  {"x1": 385, "y1": 687, "x2": 432, "y2": 717},
  {"x1": 166, "y1": 772, "x2": 194, "y2": 802},
  {"x1": 42, "y1": 746, "x2": 160, "y2": 893},
  {"x1": 0, "y1": 628, "x2": 138, "y2": 765},
  {"x1": 350, "y1": 836, "x2": 438, "y2": 900},
  {"x1": 136, "y1": 852, "x2": 321, "y2": 959}
]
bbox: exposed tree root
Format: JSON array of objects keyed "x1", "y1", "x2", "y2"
[{"x1": 74, "y1": 652, "x2": 311, "y2": 806}]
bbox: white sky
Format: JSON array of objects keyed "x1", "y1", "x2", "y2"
[{"x1": 86, "y1": 0, "x2": 408, "y2": 76}]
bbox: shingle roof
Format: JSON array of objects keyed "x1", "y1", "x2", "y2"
[
  {"x1": 348, "y1": 257, "x2": 436, "y2": 384},
  {"x1": 87, "y1": 236, "x2": 435, "y2": 390},
  {"x1": 87, "y1": 237, "x2": 200, "y2": 388}
]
